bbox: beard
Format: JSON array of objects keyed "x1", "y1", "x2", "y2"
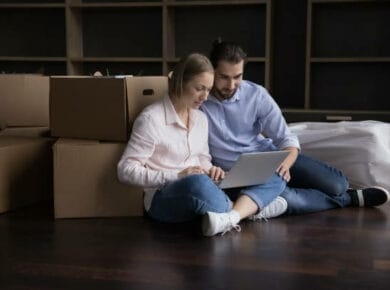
[{"x1": 213, "y1": 87, "x2": 236, "y2": 100}]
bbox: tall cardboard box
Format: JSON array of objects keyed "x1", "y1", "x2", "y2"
[
  {"x1": 0, "y1": 74, "x2": 49, "y2": 129},
  {"x1": 0, "y1": 136, "x2": 53, "y2": 214},
  {"x1": 53, "y1": 139, "x2": 143, "y2": 218},
  {"x1": 50, "y1": 76, "x2": 167, "y2": 141}
]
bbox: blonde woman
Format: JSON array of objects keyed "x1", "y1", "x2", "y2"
[{"x1": 118, "y1": 53, "x2": 285, "y2": 236}]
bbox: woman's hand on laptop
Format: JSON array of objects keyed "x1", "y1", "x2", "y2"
[
  {"x1": 207, "y1": 166, "x2": 225, "y2": 182},
  {"x1": 178, "y1": 166, "x2": 204, "y2": 178}
]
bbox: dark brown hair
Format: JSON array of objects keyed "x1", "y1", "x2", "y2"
[{"x1": 209, "y1": 40, "x2": 247, "y2": 68}]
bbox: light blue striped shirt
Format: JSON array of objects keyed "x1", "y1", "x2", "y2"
[{"x1": 200, "y1": 80, "x2": 300, "y2": 171}]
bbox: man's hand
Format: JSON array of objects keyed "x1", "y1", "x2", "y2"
[{"x1": 277, "y1": 147, "x2": 299, "y2": 182}]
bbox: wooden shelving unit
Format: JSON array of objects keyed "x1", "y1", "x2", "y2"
[
  {"x1": 0, "y1": 0, "x2": 389, "y2": 121},
  {"x1": 0, "y1": 1, "x2": 66, "y2": 74},
  {"x1": 296, "y1": 0, "x2": 390, "y2": 121},
  {"x1": 0, "y1": 0, "x2": 271, "y2": 86}
]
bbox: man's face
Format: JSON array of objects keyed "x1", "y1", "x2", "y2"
[{"x1": 212, "y1": 60, "x2": 244, "y2": 101}]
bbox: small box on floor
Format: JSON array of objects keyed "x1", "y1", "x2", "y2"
[{"x1": 53, "y1": 138, "x2": 144, "y2": 218}]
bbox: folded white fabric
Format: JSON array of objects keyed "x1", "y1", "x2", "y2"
[{"x1": 289, "y1": 120, "x2": 390, "y2": 191}]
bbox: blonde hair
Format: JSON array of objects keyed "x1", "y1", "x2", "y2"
[{"x1": 168, "y1": 53, "x2": 214, "y2": 98}]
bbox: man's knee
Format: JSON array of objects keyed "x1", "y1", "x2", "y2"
[{"x1": 268, "y1": 173, "x2": 287, "y2": 192}]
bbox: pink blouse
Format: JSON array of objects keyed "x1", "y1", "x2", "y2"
[{"x1": 117, "y1": 95, "x2": 212, "y2": 210}]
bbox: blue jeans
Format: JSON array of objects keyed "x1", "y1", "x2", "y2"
[
  {"x1": 281, "y1": 154, "x2": 351, "y2": 215},
  {"x1": 148, "y1": 173, "x2": 286, "y2": 223}
]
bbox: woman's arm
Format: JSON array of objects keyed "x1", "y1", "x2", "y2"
[{"x1": 117, "y1": 114, "x2": 177, "y2": 188}]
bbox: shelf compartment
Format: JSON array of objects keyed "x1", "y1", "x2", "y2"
[
  {"x1": 0, "y1": 8, "x2": 66, "y2": 57},
  {"x1": 70, "y1": 57, "x2": 162, "y2": 62},
  {"x1": 70, "y1": 61, "x2": 163, "y2": 76},
  {"x1": 0, "y1": 61, "x2": 66, "y2": 75},
  {"x1": 0, "y1": 57, "x2": 66, "y2": 61},
  {"x1": 244, "y1": 62, "x2": 265, "y2": 87},
  {"x1": 169, "y1": 1, "x2": 268, "y2": 6},
  {"x1": 311, "y1": 57, "x2": 390, "y2": 63},
  {"x1": 310, "y1": 62, "x2": 390, "y2": 111},
  {"x1": 0, "y1": 4, "x2": 65, "y2": 8},
  {"x1": 168, "y1": 4, "x2": 266, "y2": 58},
  {"x1": 71, "y1": 1, "x2": 162, "y2": 8},
  {"x1": 311, "y1": 1, "x2": 390, "y2": 57},
  {"x1": 80, "y1": 7, "x2": 162, "y2": 57},
  {"x1": 0, "y1": 0, "x2": 64, "y2": 5}
]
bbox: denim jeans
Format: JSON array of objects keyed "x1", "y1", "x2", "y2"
[
  {"x1": 281, "y1": 154, "x2": 351, "y2": 215},
  {"x1": 147, "y1": 173, "x2": 286, "y2": 223},
  {"x1": 148, "y1": 154, "x2": 351, "y2": 222}
]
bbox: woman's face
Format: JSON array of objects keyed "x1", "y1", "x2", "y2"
[{"x1": 181, "y1": 72, "x2": 214, "y2": 109}]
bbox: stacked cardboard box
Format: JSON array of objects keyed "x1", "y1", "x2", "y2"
[
  {"x1": 50, "y1": 76, "x2": 168, "y2": 218},
  {"x1": 0, "y1": 75, "x2": 53, "y2": 213},
  {"x1": 0, "y1": 74, "x2": 50, "y2": 135}
]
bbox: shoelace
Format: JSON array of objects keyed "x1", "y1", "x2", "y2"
[
  {"x1": 221, "y1": 215, "x2": 241, "y2": 236},
  {"x1": 249, "y1": 213, "x2": 268, "y2": 222},
  {"x1": 221, "y1": 224, "x2": 241, "y2": 236}
]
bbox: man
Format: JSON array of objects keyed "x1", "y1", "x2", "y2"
[{"x1": 200, "y1": 41, "x2": 389, "y2": 228}]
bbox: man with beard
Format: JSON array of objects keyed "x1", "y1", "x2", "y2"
[{"x1": 200, "y1": 40, "x2": 389, "y2": 224}]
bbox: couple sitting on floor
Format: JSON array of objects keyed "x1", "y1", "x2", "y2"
[{"x1": 117, "y1": 41, "x2": 390, "y2": 237}]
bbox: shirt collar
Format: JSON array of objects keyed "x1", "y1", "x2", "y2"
[
  {"x1": 163, "y1": 94, "x2": 178, "y2": 125},
  {"x1": 163, "y1": 94, "x2": 198, "y2": 129}
]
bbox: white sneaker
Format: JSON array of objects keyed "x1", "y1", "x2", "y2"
[
  {"x1": 249, "y1": 196, "x2": 287, "y2": 221},
  {"x1": 202, "y1": 211, "x2": 241, "y2": 237}
]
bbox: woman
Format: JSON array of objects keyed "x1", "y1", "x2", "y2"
[{"x1": 117, "y1": 53, "x2": 285, "y2": 237}]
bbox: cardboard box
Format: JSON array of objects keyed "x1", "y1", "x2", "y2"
[
  {"x1": 53, "y1": 139, "x2": 144, "y2": 218},
  {"x1": 0, "y1": 74, "x2": 49, "y2": 129},
  {"x1": 0, "y1": 136, "x2": 53, "y2": 214},
  {"x1": 50, "y1": 77, "x2": 127, "y2": 141},
  {"x1": 125, "y1": 76, "x2": 168, "y2": 130},
  {"x1": 0, "y1": 127, "x2": 50, "y2": 138},
  {"x1": 50, "y1": 76, "x2": 167, "y2": 142}
]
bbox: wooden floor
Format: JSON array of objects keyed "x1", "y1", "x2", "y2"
[{"x1": 1, "y1": 202, "x2": 390, "y2": 290}]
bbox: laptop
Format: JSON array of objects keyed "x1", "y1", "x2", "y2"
[{"x1": 217, "y1": 151, "x2": 289, "y2": 189}]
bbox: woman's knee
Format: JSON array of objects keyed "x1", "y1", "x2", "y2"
[
  {"x1": 181, "y1": 173, "x2": 211, "y2": 185},
  {"x1": 186, "y1": 174, "x2": 229, "y2": 201},
  {"x1": 178, "y1": 174, "x2": 215, "y2": 195}
]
